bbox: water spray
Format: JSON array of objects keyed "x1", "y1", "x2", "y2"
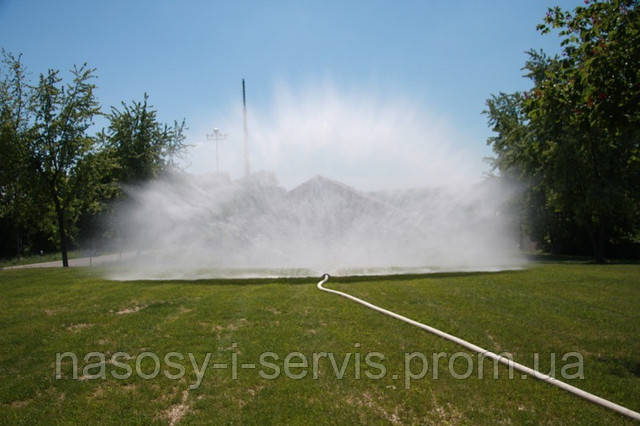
[{"x1": 316, "y1": 274, "x2": 640, "y2": 421}]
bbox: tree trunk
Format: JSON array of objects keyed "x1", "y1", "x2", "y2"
[
  {"x1": 15, "y1": 229, "x2": 23, "y2": 257},
  {"x1": 587, "y1": 222, "x2": 606, "y2": 263},
  {"x1": 53, "y1": 196, "x2": 69, "y2": 267},
  {"x1": 595, "y1": 225, "x2": 606, "y2": 263}
]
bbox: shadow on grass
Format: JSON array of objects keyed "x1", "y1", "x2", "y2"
[
  {"x1": 525, "y1": 252, "x2": 640, "y2": 265},
  {"x1": 330, "y1": 269, "x2": 528, "y2": 284},
  {"x1": 111, "y1": 268, "x2": 527, "y2": 287}
]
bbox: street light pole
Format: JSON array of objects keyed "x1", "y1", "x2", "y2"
[{"x1": 206, "y1": 128, "x2": 228, "y2": 173}]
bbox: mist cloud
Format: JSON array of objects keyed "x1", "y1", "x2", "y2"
[{"x1": 107, "y1": 87, "x2": 523, "y2": 280}]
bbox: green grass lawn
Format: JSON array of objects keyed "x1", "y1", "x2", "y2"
[{"x1": 0, "y1": 264, "x2": 638, "y2": 424}]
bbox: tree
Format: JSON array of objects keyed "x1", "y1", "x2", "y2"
[
  {"x1": 28, "y1": 65, "x2": 101, "y2": 266},
  {"x1": 0, "y1": 53, "x2": 188, "y2": 262},
  {"x1": 101, "y1": 93, "x2": 186, "y2": 185},
  {"x1": 485, "y1": 0, "x2": 640, "y2": 261}
]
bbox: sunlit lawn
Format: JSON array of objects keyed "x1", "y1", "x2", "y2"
[{"x1": 0, "y1": 264, "x2": 638, "y2": 424}]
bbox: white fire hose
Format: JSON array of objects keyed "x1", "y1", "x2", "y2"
[{"x1": 317, "y1": 274, "x2": 640, "y2": 421}]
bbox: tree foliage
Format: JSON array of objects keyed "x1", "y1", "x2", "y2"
[
  {"x1": 0, "y1": 52, "x2": 51, "y2": 256},
  {"x1": 0, "y1": 52, "x2": 188, "y2": 263},
  {"x1": 101, "y1": 93, "x2": 186, "y2": 185},
  {"x1": 485, "y1": 0, "x2": 640, "y2": 261}
]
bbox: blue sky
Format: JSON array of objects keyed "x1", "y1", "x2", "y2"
[{"x1": 0, "y1": 0, "x2": 582, "y2": 188}]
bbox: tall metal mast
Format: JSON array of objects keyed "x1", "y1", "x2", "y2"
[{"x1": 242, "y1": 79, "x2": 250, "y2": 177}]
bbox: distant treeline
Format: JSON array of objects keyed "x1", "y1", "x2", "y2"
[
  {"x1": 484, "y1": 0, "x2": 640, "y2": 261},
  {"x1": 0, "y1": 51, "x2": 187, "y2": 264}
]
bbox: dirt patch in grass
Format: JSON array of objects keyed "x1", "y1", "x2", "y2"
[
  {"x1": 200, "y1": 318, "x2": 249, "y2": 333},
  {"x1": 161, "y1": 389, "x2": 190, "y2": 426},
  {"x1": 122, "y1": 383, "x2": 138, "y2": 392},
  {"x1": 426, "y1": 392, "x2": 463, "y2": 424},
  {"x1": 90, "y1": 386, "x2": 105, "y2": 399},
  {"x1": 345, "y1": 391, "x2": 402, "y2": 424},
  {"x1": 221, "y1": 318, "x2": 248, "y2": 331},
  {"x1": 247, "y1": 384, "x2": 265, "y2": 397},
  {"x1": 164, "y1": 305, "x2": 194, "y2": 323},
  {"x1": 10, "y1": 398, "x2": 32, "y2": 408},
  {"x1": 485, "y1": 331, "x2": 502, "y2": 352},
  {"x1": 65, "y1": 323, "x2": 94, "y2": 332},
  {"x1": 116, "y1": 305, "x2": 147, "y2": 315}
]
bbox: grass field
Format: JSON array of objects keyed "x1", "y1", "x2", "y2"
[{"x1": 0, "y1": 264, "x2": 638, "y2": 424}]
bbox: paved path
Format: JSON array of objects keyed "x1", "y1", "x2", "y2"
[{"x1": 2, "y1": 253, "x2": 128, "y2": 269}]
